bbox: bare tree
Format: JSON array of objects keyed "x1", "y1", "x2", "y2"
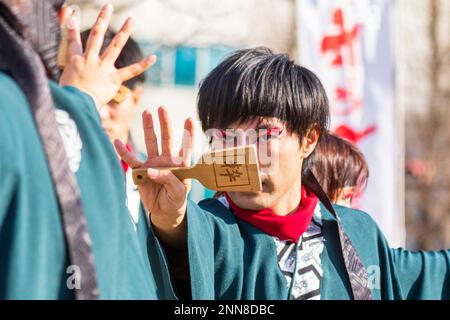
[{"x1": 405, "y1": 0, "x2": 450, "y2": 250}]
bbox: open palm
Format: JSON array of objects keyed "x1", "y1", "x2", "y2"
[
  {"x1": 115, "y1": 106, "x2": 194, "y2": 225},
  {"x1": 59, "y1": 4, "x2": 156, "y2": 108}
]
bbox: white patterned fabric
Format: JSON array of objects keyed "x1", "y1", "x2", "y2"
[
  {"x1": 125, "y1": 169, "x2": 142, "y2": 231},
  {"x1": 55, "y1": 109, "x2": 82, "y2": 173},
  {"x1": 274, "y1": 204, "x2": 324, "y2": 300}
]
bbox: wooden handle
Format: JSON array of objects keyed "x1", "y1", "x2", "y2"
[{"x1": 132, "y1": 167, "x2": 196, "y2": 185}]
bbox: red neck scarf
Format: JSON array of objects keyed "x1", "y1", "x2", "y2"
[
  {"x1": 224, "y1": 186, "x2": 318, "y2": 243},
  {"x1": 121, "y1": 143, "x2": 133, "y2": 173}
]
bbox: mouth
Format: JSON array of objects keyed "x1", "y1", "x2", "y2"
[{"x1": 237, "y1": 180, "x2": 269, "y2": 196}]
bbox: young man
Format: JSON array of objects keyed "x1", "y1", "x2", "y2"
[
  {"x1": 80, "y1": 28, "x2": 146, "y2": 149},
  {"x1": 117, "y1": 47, "x2": 450, "y2": 300},
  {"x1": 81, "y1": 28, "x2": 149, "y2": 245},
  {"x1": 0, "y1": 1, "x2": 174, "y2": 299},
  {"x1": 307, "y1": 132, "x2": 369, "y2": 207}
]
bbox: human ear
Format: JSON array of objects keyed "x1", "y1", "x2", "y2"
[{"x1": 300, "y1": 126, "x2": 320, "y2": 159}]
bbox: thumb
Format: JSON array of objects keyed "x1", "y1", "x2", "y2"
[
  {"x1": 114, "y1": 139, "x2": 143, "y2": 168},
  {"x1": 147, "y1": 168, "x2": 187, "y2": 203}
]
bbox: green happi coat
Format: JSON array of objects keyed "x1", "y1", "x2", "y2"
[
  {"x1": 148, "y1": 198, "x2": 450, "y2": 300},
  {"x1": 0, "y1": 71, "x2": 176, "y2": 299}
]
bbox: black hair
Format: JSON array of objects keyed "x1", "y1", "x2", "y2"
[
  {"x1": 0, "y1": 1, "x2": 65, "y2": 37},
  {"x1": 0, "y1": 2, "x2": 22, "y2": 36},
  {"x1": 197, "y1": 47, "x2": 329, "y2": 140},
  {"x1": 80, "y1": 28, "x2": 146, "y2": 89},
  {"x1": 49, "y1": 0, "x2": 66, "y2": 10}
]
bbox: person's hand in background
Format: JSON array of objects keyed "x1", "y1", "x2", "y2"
[{"x1": 59, "y1": 4, "x2": 156, "y2": 109}]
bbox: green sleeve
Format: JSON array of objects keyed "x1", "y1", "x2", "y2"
[
  {"x1": 0, "y1": 106, "x2": 14, "y2": 227},
  {"x1": 54, "y1": 84, "x2": 101, "y2": 125},
  {"x1": 146, "y1": 199, "x2": 244, "y2": 299},
  {"x1": 184, "y1": 200, "x2": 217, "y2": 299},
  {"x1": 0, "y1": 74, "x2": 27, "y2": 226},
  {"x1": 390, "y1": 248, "x2": 450, "y2": 299},
  {"x1": 330, "y1": 205, "x2": 450, "y2": 300},
  {"x1": 145, "y1": 223, "x2": 179, "y2": 300}
]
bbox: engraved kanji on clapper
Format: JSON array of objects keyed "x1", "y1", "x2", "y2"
[
  {"x1": 214, "y1": 162, "x2": 250, "y2": 187},
  {"x1": 220, "y1": 164, "x2": 244, "y2": 182}
]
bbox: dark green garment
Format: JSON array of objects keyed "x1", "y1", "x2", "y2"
[
  {"x1": 150, "y1": 198, "x2": 449, "y2": 300},
  {"x1": 129, "y1": 152, "x2": 153, "y2": 264},
  {"x1": 0, "y1": 72, "x2": 176, "y2": 299},
  {"x1": 136, "y1": 204, "x2": 151, "y2": 259},
  {"x1": 134, "y1": 154, "x2": 151, "y2": 259}
]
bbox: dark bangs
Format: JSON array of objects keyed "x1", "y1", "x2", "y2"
[{"x1": 197, "y1": 47, "x2": 329, "y2": 139}]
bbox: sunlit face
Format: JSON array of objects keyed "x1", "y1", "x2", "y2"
[
  {"x1": 209, "y1": 117, "x2": 318, "y2": 211},
  {"x1": 99, "y1": 86, "x2": 142, "y2": 144}
]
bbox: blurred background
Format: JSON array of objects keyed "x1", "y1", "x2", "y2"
[{"x1": 68, "y1": 0, "x2": 450, "y2": 251}]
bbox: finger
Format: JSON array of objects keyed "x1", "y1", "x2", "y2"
[
  {"x1": 146, "y1": 168, "x2": 187, "y2": 203},
  {"x1": 116, "y1": 55, "x2": 157, "y2": 83},
  {"x1": 100, "y1": 17, "x2": 132, "y2": 63},
  {"x1": 158, "y1": 106, "x2": 173, "y2": 156},
  {"x1": 84, "y1": 4, "x2": 114, "y2": 59},
  {"x1": 178, "y1": 117, "x2": 195, "y2": 166},
  {"x1": 114, "y1": 139, "x2": 143, "y2": 169},
  {"x1": 145, "y1": 156, "x2": 182, "y2": 168},
  {"x1": 67, "y1": 14, "x2": 83, "y2": 57},
  {"x1": 158, "y1": 106, "x2": 172, "y2": 157},
  {"x1": 142, "y1": 109, "x2": 159, "y2": 157}
]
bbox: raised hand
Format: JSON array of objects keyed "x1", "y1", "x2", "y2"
[
  {"x1": 59, "y1": 4, "x2": 156, "y2": 109},
  {"x1": 115, "y1": 106, "x2": 195, "y2": 247}
]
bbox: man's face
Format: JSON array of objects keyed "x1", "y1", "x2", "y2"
[
  {"x1": 209, "y1": 117, "x2": 318, "y2": 211},
  {"x1": 99, "y1": 86, "x2": 142, "y2": 144}
]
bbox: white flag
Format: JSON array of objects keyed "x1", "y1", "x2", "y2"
[{"x1": 297, "y1": 0, "x2": 404, "y2": 246}]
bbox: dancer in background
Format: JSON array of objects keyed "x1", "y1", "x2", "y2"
[
  {"x1": 307, "y1": 132, "x2": 369, "y2": 208},
  {"x1": 81, "y1": 28, "x2": 149, "y2": 249},
  {"x1": 0, "y1": 1, "x2": 175, "y2": 299}
]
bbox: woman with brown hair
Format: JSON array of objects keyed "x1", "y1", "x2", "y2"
[{"x1": 307, "y1": 132, "x2": 369, "y2": 207}]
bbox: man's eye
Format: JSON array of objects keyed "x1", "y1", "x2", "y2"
[{"x1": 257, "y1": 128, "x2": 282, "y2": 143}]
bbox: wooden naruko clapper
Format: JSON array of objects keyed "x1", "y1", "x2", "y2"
[{"x1": 132, "y1": 145, "x2": 262, "y2": 192}]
